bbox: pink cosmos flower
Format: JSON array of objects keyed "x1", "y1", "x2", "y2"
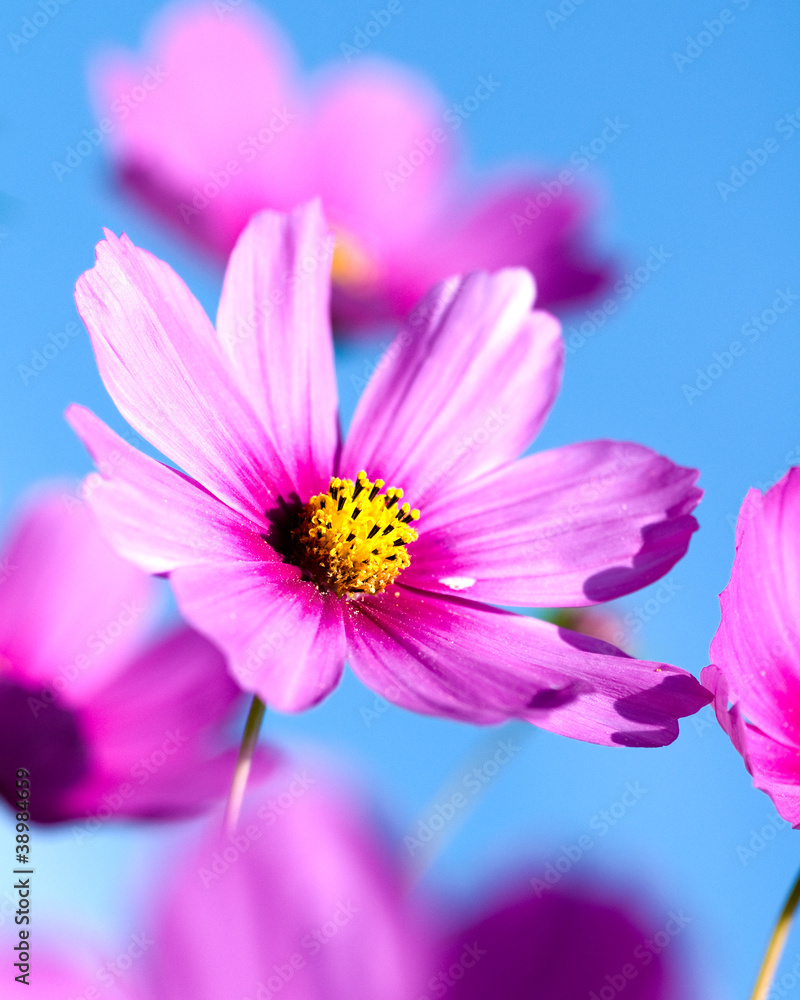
[
  {"x1": 92, "y1": 3, "x2": 611, "y2": 330},
  {"x1": 703, "y1": 469, "x2": 800, "y2": 826},
  {"x1": 127, "y1": 767, "x2": 686, "y2": 1000},
  {"x1": 68, "y1": 201, "x2": 708, "y2": 747},
  {"x1": 136, "y1": 764, "x2": 432, "y2": 1000},
  {"x1": 0, "y1": 487, "x2": 263, "y2": 823}
]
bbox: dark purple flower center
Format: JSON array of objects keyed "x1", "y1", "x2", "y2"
[{"x1": 0, "y1": 677, "x2": 89, "y2": 821}]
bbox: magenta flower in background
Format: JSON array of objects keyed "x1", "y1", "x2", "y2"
[
  {"x1": 91, "y1": 3, "x2": 611, "y2": 331},
  {"x1": 703, "y1": 469, "x2": 800, "y2": 826},
  {"x1": 121, "y1": 765, "x2": 688, "y2": 1000},
  {"x1": 68, "y1": 201, "x2": 709, "y2": 745},
  {"x1": 0, "y1": 487, "x2": 266, "y2": 824},
  {"x1": 437, "y1": 882, "x2": 683, "y2": 1000},
  {"x1": 135, "y1": 763, "x2": 432, "y2": 1000}
]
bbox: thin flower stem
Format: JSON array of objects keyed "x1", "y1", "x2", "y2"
[
  {"x1": 223, "y1": 695, "x2": 266, "y2": 836},
  {"x1": 750, "y1": 866, "x2": 800, "y2": 1000}
]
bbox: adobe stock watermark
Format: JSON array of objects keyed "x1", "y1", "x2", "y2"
[
  {"x1": 544, "y1": 0, "x2": 589, "y2": 30},
  {"x1": 52, "y1": 67, "x2": 169, "y2": 181},
  {"x1": 589, "y1": 911, "x2": 691, "y2": 1000},
  {"x1": 682, "y1": 287, "x2": 798, "y2": 403},
  {"x1": 8, "y1": 0, "x2": 72, "y2": 53},
  {"x1": 384, "y1": 75, "x2": 500, "y2": 191},
  {"x1": 27, "y1": 598, "x2": 147, "y2": 723},
  {"x1": 404, "y1": 738, "x2": 522, "y2": 856},
  {"x1": 71, "y1": 730, "x2": 190, "y2": 844},
  {"x1": 610, "y1": 579, "x2": 682, "y2": 647},
  {"x1": 340, "y1": 1, "x2": 403, "y2": 61},
  {"x1": 17, "y1": 319, "x2": 81, "y2": 383},
  {"x1": 723, "y1": 441, "x2": 800, "y2": 533},
  {"x1": 530, "y1": 782, "x2": 647, "y2": 896},
  {"x1": 417, "y1": 941, "x2": 487, "y2": 1000},
  {"x1": 736, "y1": 811, "x2": 791, "y2": 866},
  {"x1": 672, "y1": 1, "x2": 755, "y2": 73},
  {"x1": 716, "y1": 102, "x2": 800, "y2": 201},
  {"x1": 239, "y1": 900, "x2": 359, "y2": 1000},
  {"x1": 177, "y1": 110, "x2": 297, "y2": 222},
  {"x1": 563, "y1": 247, "x2": 671, "y2": 355},
  {"x1": 511, "y1": 117, "x2": 628, "y2": 234},
  {"x1": 198, "y1": 771, "x2": 317, "y2": 887}
]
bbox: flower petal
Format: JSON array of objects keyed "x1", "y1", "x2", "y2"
[
  {"x1": 66, "y1": 627, "x2": 264, "y2": 821},
  {"x1": 402, "y1": 440, "x2": 701, "y2": 605},
  {"x1": 143, "y1": 767, "x2": 430, "y2": 1000},
  {"x1": 170, "y1": 561, "x2": 347, "y2": 712},
  {"x1": 0, "y1": 488, "x2": 154, "y2": 704},
  {"x1": 710, "y1": 470, "x2": 800, "y2": 743},
  {"x1": 93, "y1": 3, "x2": 305, "y2": 256},
  {"x1": 68, "y1": 405, "x2": 347, "y2": 709},
  {"x1": 75, "y1": 230, "x2": 290, "y2": 521},
  {"x1": 309, "y1": 61, "x2": 451, "y2": 260},
  {"x1": 341, "y1": 270, "x2": 562, "y2": 505},
  {"x1": 345, "y1": 588, "x2": 710, "y2": 745},
  {"x1": 67, "y1": 405, "x2": 265, "y2": 574},
  {"x1": 215, "y1": 203, "x2": 338, "y2": 500},
  {"x1": 409, "y1": 178, "x2": 613, "y2": 314}
]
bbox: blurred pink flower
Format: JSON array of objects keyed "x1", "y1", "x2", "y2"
[
  {"x1": 0, "y1": 487, "x2": 267, "y2": 824},
  {"x1": 136, "y1": 764, "x2": 432, "y2": 1000},
  {"x1": 91, "y1": 3, "x2": 611, "y2": 331},
  {"x1": 68, "y1": 202, "x2": 708, "y2": 746},
  {"x1": 436, "y1": 882, "x2": 684, "y2": 1000},
  {"x1": 703, "y1": 469, "x2": 800, "y2": 826},
  {"x1": 130, "y1": 768, "x2": 687, "y2": 1000}
]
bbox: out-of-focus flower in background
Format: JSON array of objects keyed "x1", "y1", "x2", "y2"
[
  {"x1": 0, "y1": 488, "x2": 271, "y2": 824},
  {"x1": 90, "y1": 2, "x2": 611, "y2": 332},
  {"x1": 541, "y1": 605, "x2": 633, "y2": 654},
  {"x1": 703, "y1": 468, "x2": 800, "y2": 827},
  {"x1": 81, "y1": 762, "x2": 689, "y2": 1000},
  {"x1": 68, "y1": 201, "x2": 709, "y2": 746},
  {"x1": 134, "y1": 763, "x2": 432, "y2": 1000},
  {"x1": 436, "y1": 881, "x2": 685, "y2": 1000}
]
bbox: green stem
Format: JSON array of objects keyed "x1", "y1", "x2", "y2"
[
  {"x1": 750, "y1": 866, "x2": 800, "y2": 1000},
  {"x1": 223, "y1": 695, "x2": 266, "y2": 836}
]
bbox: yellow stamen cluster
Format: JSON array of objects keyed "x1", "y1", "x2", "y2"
[{"x1": 292, "y1": 472, "x2": 420, "y2": 598}]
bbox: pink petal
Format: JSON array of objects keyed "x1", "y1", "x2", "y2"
[
  {"x1": 736, "y1": 723, "x2": 800, "y2": 828},
  {"x1": 75, "y1": 230, "x2": 291, "y2": 521},
  {"x1": 710, "y1": 469, "x2": 800, "y2": 743},
  {"x1": 66, "y1": 627, "x2": 260, "y2": 821},
  {"x1": 93, "y1": 3, "x2": 306, "y2": 256},
  {"x1": 0, "y1": 488, "x2": 154, "y2": 704},
  {"x1": 402, "y1": 440, "x2": 700, "y2": 605},
  {"x1": 408, "y1": 178, "x2": 613, "y2": 314},
  {"x1": 341, "y1": 271, "x2": 562, "y2": 505},
  {"x1": 309, "y1": 61, "x2": 452, "y2": 259},
  {"x1": 68, "y1": 406, "x2": 347, "y2": 710},
  {"x1": 170, "y1": 561, "x2": 347, "y2": 712},
  {"x1": 704, "y1": 665, "x2": 800, "y2": 826},
  {"x1": 67, "y1": 405, "x2": 266, "y2": 574},
  {"x1": 144, "y1": 768, "x2": 430, "y2": 1000},
  {"x1": 345, "y1": 587, "x2": 710, "y2": 746},
  {"x1": 215, "y1": 204, "x2": 339, "y2": 501}
]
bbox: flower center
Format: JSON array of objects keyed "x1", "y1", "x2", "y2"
[
  {"x1": 330, "y1": 228, "x2": 380, "y2": 293},
  {"x1": 291, "y1": 472, "x2": 420, "y2": 598}
]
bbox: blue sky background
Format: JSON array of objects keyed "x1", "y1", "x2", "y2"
[{"x1": 0, "y1": 0, "x2": 799, "y2": 995}]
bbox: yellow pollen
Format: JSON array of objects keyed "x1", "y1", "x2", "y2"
[
  {"x1": 330, "y1": 228, "x2": 380, "y2": 293},
  {"x1": 292, "y1": 472, "x2": 420, "y2": 598}
]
